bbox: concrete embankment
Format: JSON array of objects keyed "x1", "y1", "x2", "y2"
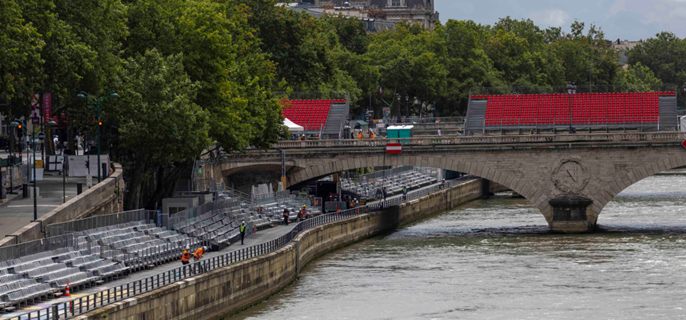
[{"x1": 75, "y1": 179, "x2": 484, "y2": 320}]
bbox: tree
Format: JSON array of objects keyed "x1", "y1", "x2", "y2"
[
  {"x1": 486, "y1": 18, "x2": 565, "y2": 88},
  {"x1": 321, "y1": 15, "x2": 370, "y2": 55},
  {"x1": 628, "y1": 32, "x2": 686, "y2": 87},
  {"x1": 110, "y1": 49, "x2": 210, "y2": 209},
  {"x1": 0, "y1": 0, "x2": 43, "y2": 107},
  {"x1": 118, "y1": 0, "x2": 286, "y2": 208},
  {"x1": 14, "y1": 0, "x2": 127, "y2": 155},
  {"x1": 365, "y1": 21, "x2": 448, "y2": 118},
  {"x1": 551, "y1": 21, "x2": 620, "y2": 88},
  {"x1": 616, "y1": 63, "x2": 662, "y2": 92},
  {"x1": 436, "y1": 20, "x2": 502, "y2": 115}
]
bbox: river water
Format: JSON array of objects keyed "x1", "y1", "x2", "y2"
[{"x1": 231, "y1": 176, "x2": 686, "y2": 320}]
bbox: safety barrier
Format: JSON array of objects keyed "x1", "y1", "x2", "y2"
[
  {"x1": 167, "y1": 200, "x2": 241, "y2": 231},
  {"x1": 0, "y1": 234, "x2": 77, "y2": 262},
  {"x1": 358, "y1": 166, "x2": 415, "y2": 182},
  {"x1": 45, "y1": 209, "x2": 149, "y2": 238}
]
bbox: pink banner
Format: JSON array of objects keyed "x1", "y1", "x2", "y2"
[{"x1": 43, "y1": 93, "x2": 52, "y2": 121}]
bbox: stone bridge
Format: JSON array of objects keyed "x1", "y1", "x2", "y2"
[{"x1": 217, "y1": 132, "x2": 686, "y2": 233}]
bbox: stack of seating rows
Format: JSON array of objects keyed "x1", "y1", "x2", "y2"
[
  {"x1": 0, "y1": 247, "x2": 128, "y2": 309},
  {"x1": 472, "y1": 92, "x2": 673, "y2": 126},
  {"x1": 173, "y1": 208, "x2": 245, "y2": 246},
  {"x1": 282, "y1": 99, "x2": 346, "y2": 130},
  {"x1": 341, "y1": 170, "x2": 438, "y2": 198},
  {"x1": 172, "y1": 197, "x2": 320, "y2": 247},
  {"x1": 253, "y1": 197, "x2": 319, "y2": 226},
  {"x1": 76, "y1": 221, "x2": 201, "y2": 267}
]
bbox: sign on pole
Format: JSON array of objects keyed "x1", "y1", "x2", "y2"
[
  {"x1": 386, "y1": 143, "x2": 402, "y2": 154},
  {"x1": 86, "y1": 174, "x2": 93, "y2": 188},
  {"x1": 37, "y1": 133, "x2": 45, "y2": 141},
  {"x1": 682, "y1": 140, "x2": 686, "y2": 149},
  {"x1": 43, "y1": 94, "x2": 52, "y2": 120},
  {"x1": 30, "y1": 93, "x2": 40, "y2": 125}
]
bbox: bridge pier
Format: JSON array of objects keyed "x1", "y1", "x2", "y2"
[{"x1": 548, "y1": 195, "x2": 594, "y2": 233}]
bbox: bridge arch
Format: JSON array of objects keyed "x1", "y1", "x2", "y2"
[
  {"x1": 285, "y1": 155, "x2": 553, "y2": 223},
  {"x1": 593, "y1": 153, "x2": 686, "y2": 221}
]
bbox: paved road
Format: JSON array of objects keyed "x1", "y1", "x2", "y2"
[{"x1": 0, "y1": 173, "x2": 86, "y2": 238}]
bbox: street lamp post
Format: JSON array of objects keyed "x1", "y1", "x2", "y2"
[
  {"x1": 10, "y1": 119, "x2": 57, "y2": 221},
  {"x1": 567, "y1": 83, "x2": 577, "y2": 133},
  {"x1": 77, "y1": 91, "x2": 119, "y2": 183}
]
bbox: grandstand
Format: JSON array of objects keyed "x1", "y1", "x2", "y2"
[
  {"x1": 0, "y1": 247, "x2": 127, "y2": 309},
  {"x1": 341, "y1": 167, "x2": 439, "y2": 199},
  {"x1": 281, "y1": 95, "x2": 349, "y2": 138},
  {"x1": 171, "y1": 194, "x2": 320, "y2": 250},
  {"x1": 465, "y1": 89, "x2": 679, "y2": 134},
  {"x1": 0, "y1": 190, "x2": 324, "y2": 312}
]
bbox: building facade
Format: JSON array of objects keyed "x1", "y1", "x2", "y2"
[{"x1": 311, "y1": 0, "x2": 439, "y2": 29}]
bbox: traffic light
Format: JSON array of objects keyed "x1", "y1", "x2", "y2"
[
  {"x1": 17, "y1": 125, "x2": 21, "y2": 129},
  {"x1": 98, "y1": 121, "x2": 102, "y2": 126}
]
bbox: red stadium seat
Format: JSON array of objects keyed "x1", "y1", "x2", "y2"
[{"x1": 481, "y1": 91, "x2": 662, "y2": 128}]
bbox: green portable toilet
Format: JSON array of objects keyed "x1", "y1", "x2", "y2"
[{"x1": 387, "y1": 125, "x2": 413, "y2": 144}]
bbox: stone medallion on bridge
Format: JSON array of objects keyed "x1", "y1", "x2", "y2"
[{"x1": 552, "y1": 157, "x2": 590, "y2": 195}]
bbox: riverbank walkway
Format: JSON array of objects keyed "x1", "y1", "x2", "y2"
[{"x1": 1, "y1": 178, "x2": 465, "y2": 320}]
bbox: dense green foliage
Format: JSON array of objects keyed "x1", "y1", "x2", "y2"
[{"x1": 1, "y1": 0, "x2": 682, "y2": 208}]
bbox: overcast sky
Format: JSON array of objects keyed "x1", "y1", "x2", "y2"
[{"x1": 435, "y1": 0, "x2": 686, "y2": 40}]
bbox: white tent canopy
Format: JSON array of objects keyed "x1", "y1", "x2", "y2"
[{"x1": 284, "y1": 117, "x2": 304, "y2": 132}]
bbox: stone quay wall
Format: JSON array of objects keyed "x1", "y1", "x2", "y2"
[
  {"x1": 0, "y1": 163, "x2": 125, "y2": 246},
  {"x1": 74, "y1": 178, "x2": 485, "y2": 320}
]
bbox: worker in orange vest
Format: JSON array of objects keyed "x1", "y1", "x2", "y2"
[
  {"x1": 181, "y1": 246, "x2": 191, "y2": 265},
  {"x1": 193, "y1": 246, "x2": 206, "y2": 273},
  {"x1": 370, "y1": 131, "x2": 375, "y2": 139},
  {"x1": 181, "y1": 246, "x2": 191, "y2": 276},
  {"x1": 358, "y1": 131, "x2": 363, "y2": 139}
]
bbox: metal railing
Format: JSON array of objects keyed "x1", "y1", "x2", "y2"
[
  {"x1": 265, "y1": 132, "x2": 686, "y2": 149},
  {"x1": 395, "y1": 116, "x2": 465, "y2": 124},
  {"x1": 0, "y1": 234, "x2": 77, "y2": 262},
  {"x1": 8, "y1": 178, "x2": 472, "y2": 320},
  {"x1": 469, "y1": 84, "x2": 679, "y2": 95},
  {"x1": 358, "y1": 166, "x2": 415, "y2": 182},
  {"x1": 274, "y1": 91, "x2": 349, "y2": 101},
  {"x1": 168, "y1": 200, "x2": 241, "y2": 231},
  {"x1": 45, "y1": 210, "x2": 148, "y2": 238}
]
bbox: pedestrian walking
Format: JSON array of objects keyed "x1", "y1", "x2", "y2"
[
  {"x1": 438, "y1": 128, "x2": 441, "y2": 137},
  {"x1": 299, "y1": 205, "x2": 307, "y2": 221},
  {"x1": 402, "y1": 186, "x2": 408, "y2": 202},
  {"x1": 441, "y1": 179, "x2": 445, "y2": 189},
  {"x1": 283, "y1": 208, "x2": 290, "y2": 226},
  {"x1": 240, "y1": 221, "x2": 246, "y2": 245}
]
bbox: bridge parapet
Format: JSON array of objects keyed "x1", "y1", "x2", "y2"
[{"x1": 269, "y1": 132, "x2": 686, "y2": 149}]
